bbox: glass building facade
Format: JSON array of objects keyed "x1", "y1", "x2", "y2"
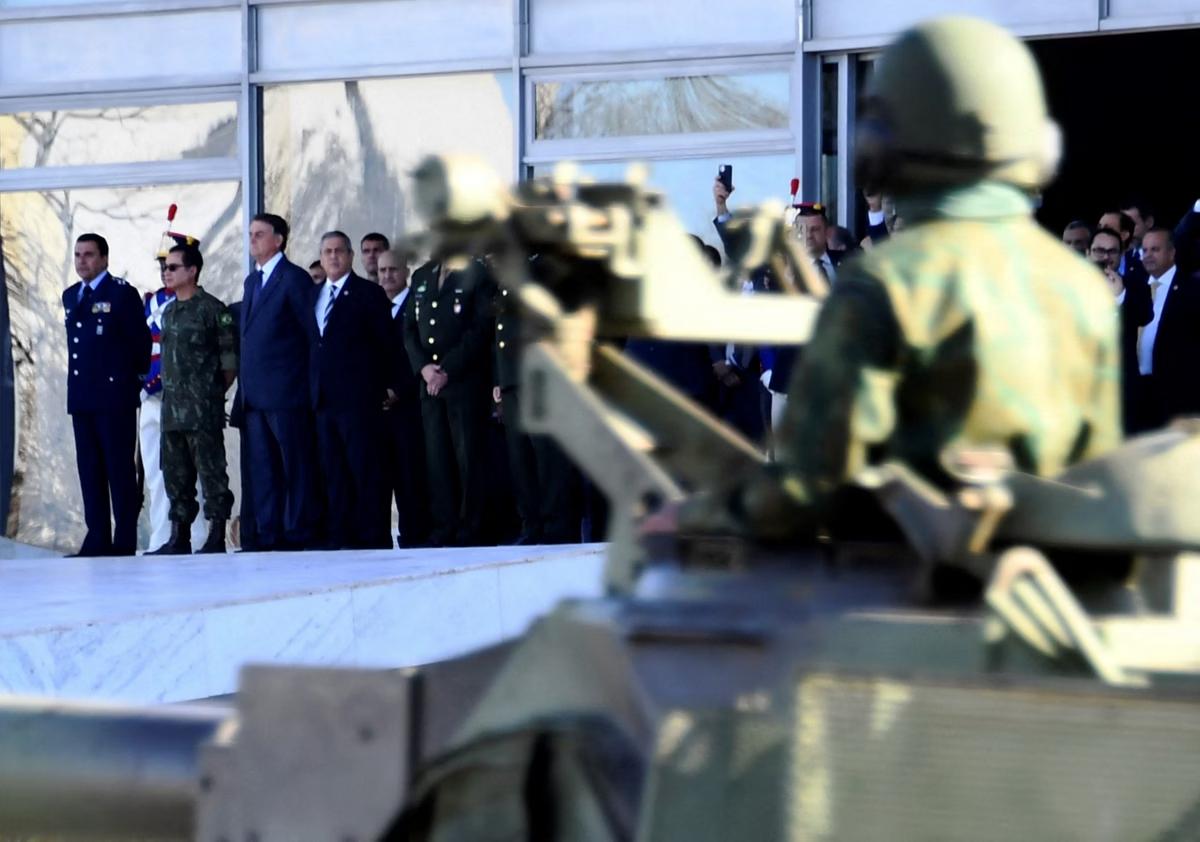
[{"x1": 1, "y1": 0, "x2": 1197, "y2": 548}]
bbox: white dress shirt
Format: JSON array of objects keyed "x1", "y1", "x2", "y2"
[
  {"x1": 257, "y1": 252, "x2": 284, "y2": 286},
  {"x1": 316, "y1": 273, "x2": 349, "y2": 335},
  {"x1": 816, "y1": 252, "x2": 837, "y2": 282},
  {"x1": 391, "y1": 286, "x2": 409, "y2": 320},
  {"x1": 76, "y1": 269, "x2": 109, "y2": 302},
  {"x1": 1138, "y1": 264, "x2": 1176, "y2": 376}
]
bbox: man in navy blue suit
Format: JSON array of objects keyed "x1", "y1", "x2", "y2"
[
  {"x1": 239, "y1": 213, "x2": 320, "y2": 550},
  {"x1": 62, "y1": 233, "x2": 152, "y2": 556},
  {"x1": 310, "y1": 231, "x2": 394, "y2": 549}
]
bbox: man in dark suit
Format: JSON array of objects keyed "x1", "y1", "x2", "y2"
[
  {"x1": 403, "y1": 256, "x2": 495, "y2": 546},
  {"x1": 310, "y1": 231, "x2": 393, "y2": 549},
  {"x1": 1090, "y1": 227, "x2": 1147, "y2": 436},
  {"x1": 861, "y1": 190, "x2": 892, "y2": 248},
  {"x1": 761, "y1": 203, "x2": 843, "y2": 434},
  {"x1": 378, "y1": 249, "x2": 431, "y2": 549},
  {"x1": 1127, "y1": 227, "x2": 1200, "y2": 432},
  {"x1": 62, "y1": 233, "x2": 152, "y2": 556},
  {"x1": 1099, "y1": 210, "x2": 1144, "y2": 283},
  {"x1": 239, "y1": 213, "x2": 320, "y2": 550}
]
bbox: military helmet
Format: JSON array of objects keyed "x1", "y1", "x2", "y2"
[{"x1": 855, "y1": 17, "x2": 1061, "y2": 193}]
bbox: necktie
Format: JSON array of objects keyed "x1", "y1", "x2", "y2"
[
  {"x1": 813, "y1": 258, "x2": 830, "y2": 282},
  {"x1": 79, "y1": 283, "x2": 94, "y2": 306},
  {"x1": 321, "y1": 283, "x2": 338, "y2": 334},
  {"x1": 257, "y1": 269, "x2": 266, "y2": 288}
]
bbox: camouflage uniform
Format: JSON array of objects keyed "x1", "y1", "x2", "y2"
[
  {"x1": 686, "y1": 183, "x2": 1122, "y2": 538},
  {"x1": 160, "y1": 287, "x2": 238, "y2": 526}
]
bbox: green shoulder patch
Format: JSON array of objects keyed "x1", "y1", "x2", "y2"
[{"x1": 219, "y1": 312, "x2": 234, "y2": 325}]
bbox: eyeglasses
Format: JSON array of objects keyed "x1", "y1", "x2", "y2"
[
  {"x1": 1089, "y1": 247, "x2": 1120, "y2": 257},
  {"x1": 163, "y1": 263, "x2": 185, "y2": 272}
]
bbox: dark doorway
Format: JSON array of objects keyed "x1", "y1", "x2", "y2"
[{"x1": 1031, "y1": 28, "x2": 1200, "y2": 236}]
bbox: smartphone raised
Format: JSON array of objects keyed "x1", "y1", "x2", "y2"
[{"x1": 718, "y1": 164, "x2": 733, "y2": 193}]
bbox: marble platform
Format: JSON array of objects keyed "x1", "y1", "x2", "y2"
[{"x1": 0, "y1": 540, "x2": 606, "y2": 704}]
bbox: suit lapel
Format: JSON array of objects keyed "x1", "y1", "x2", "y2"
[
  {"x1": 66, "y1": 283, "x2": 88, "y2": 318},
  {"x1": 326, "y1": 274, "x2": 358, "y2": 333},
  {"x1": 1155, "y1": 274, "x2": 1184, "y2": 348},
  {"x1": 245, "y1": 257, "x2": 288, "y2": 329},
  {"x1": 68, "y1": 274, "x2": 113, "y2": 318}
]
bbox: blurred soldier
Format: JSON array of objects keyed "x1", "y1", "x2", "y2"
[
  {"x1": 151, "y1": 242, "x2": 237, "y2": 554},
  {"x1": 494, "y1": 273, "x2": 580, "y2": 544},
  {"x1": 140, "y1": 232, "x2": 208, "y2": 553},
  {"x1": 404, "y1": 256, "x2": 495, "y2": 546},
  {"x1": 63, "y1": 234, "x2": 152, "y2": 557},
  {"x1": 359, "y1": 232, "x2": 389, "y2": 283},
  {"x1": 379, "y1": 249, "x2": 432, "y2": 548},
  {"x1": 671, "y1": 17, "x2": 1120, "y2": 541},
  {"x1": 309, "y1": 231, "x2": 393, "y2": 549}
]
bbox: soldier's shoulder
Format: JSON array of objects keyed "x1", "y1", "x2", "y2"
[
  {"x1": 846, "y1": 222, "x2": 957, "y2": 284},
  {"x1": 1024, "y1": 223, "x2": 1111, "y2": 303},
  {"x1": 195, "y1": 287, "x2": 225, "y2": 306}
]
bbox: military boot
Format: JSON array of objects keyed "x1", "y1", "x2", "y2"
[
  {"x1": 146, "y1": 523, "x2": 191, "y2": 555},
  {"x1": 197, "y1": 520, "x2": 226, "y2": 555}
]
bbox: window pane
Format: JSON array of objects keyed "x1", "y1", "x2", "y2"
[
  {"x1": 811, "y1": 0, "x2": 1095, "y2": 41},
  {"x1": 0, "y1": 102, "x2": 237, "y2": 170},
  {"x1": 263, "y1": 73, "x2": 515, "y2": 264},
  {"x1": 534, "y1": 73, "x2": 789, "y2": 141},
  {"x1": 531, "y1": 0, "x2": 796, "y2": 53},
  {"x1": 531, "y1": 154, "x2": 796, "y2": 258},
  {"x1": 257, "y1": 0, "x2": 510, "y2": 72},
  {"x1": 0, "y1": 182, "x2": 243, "y2": 551},
  {"x1": 819, "y1": 62, "x2": 838, "y2": 225},
  {"x1": 0, "y1": 9, "x2": 240, "y2": 88}
]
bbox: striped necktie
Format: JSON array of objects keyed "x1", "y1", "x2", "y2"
[{"x1": 321, "y1": 282, "x2": 339, "y2": 334}]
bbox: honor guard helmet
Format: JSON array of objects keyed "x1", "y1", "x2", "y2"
[
  {"x1": 156, "y1": 231, "x2": 200, "y2": 261},
  {"x1": 855, "y1": 16, "x2": 1062, "y2": 195}
]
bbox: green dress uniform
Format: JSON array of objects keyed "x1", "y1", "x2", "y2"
[
  {"x1": 684, "y1": 183, "x2": 1122, "y2": 539},
  {"x1": 494, "y1": 285, "x2": 580, "y2": 543},
  {"x1": 160, "y1": 287, "x2": 238, "y2": 528},
  {"x1": 403, "y1": 259, "x2": 496, "y2": 545}
]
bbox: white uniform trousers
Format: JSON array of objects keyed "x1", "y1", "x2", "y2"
[{"x1": 139, "y1": 395, "x2": 207, "y2": 550}]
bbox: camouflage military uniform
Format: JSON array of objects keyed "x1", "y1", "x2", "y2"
[
  {"x1": 686, "y1": 183, "x2": 1122, "y2": 538},
  {"x1": 160, "y1": 287, "x2": 238, "y2": 526}
]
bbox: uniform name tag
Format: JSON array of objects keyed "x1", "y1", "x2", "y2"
[{"x1": 96, "y1": 324, "x2": 104, "y2": 335}]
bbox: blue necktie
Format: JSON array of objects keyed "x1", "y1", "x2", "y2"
[{"x1": 321, "y1": 283, "x2": 338, "y2": 334}]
